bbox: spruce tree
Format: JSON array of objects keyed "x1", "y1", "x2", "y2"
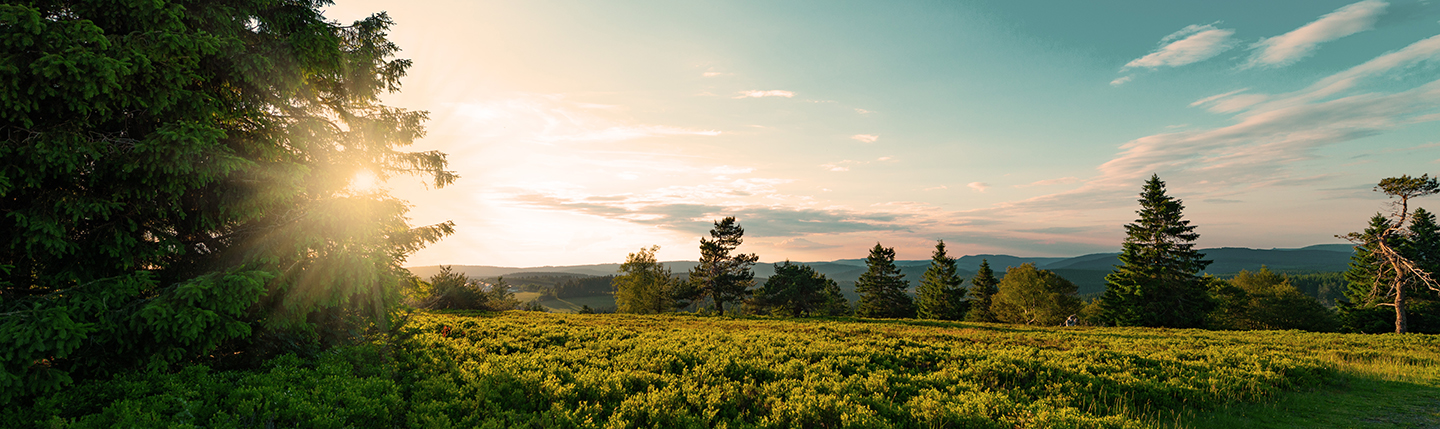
[
  {"x1": 688, "y1": 217, "x2": 758, "y2": 315},
  {"x1": 917, "y1": 240, "x2": 968, "y2": 320},
  {"x1": 855, "y1": 243, "x2": 915, "y2": 318},
  {"x1": 1095, "y1": 175, "x2": 1213, "y2": 328},
  {"x1": 964, "y1": 259, "x2": 1001, "y2": 323},
  {"x1": 1337, "y1": 214, "x2": 1399, "y2": 333}
]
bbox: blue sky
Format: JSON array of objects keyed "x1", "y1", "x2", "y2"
[{"x1": 325, "y1": 0, "x2": 1440, "y2": 267}]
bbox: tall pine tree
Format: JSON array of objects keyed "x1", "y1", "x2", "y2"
[
  {"x1": 1095, "y1": 175, "x2": 1213, "y2": 328},
  {"x1": 916, "y1": 240, "x2": 968, "y2": 320},
  {"x1": 855, "y1": 243, "x2": 915, "y2": 318},
  {"x1": 688, "y1": 217, "x2": 758, "y2": 315},
  {"x1": 964, "y1": 259, "x2": 1001, "y2": 323},
  {"x1": 1337, "y1": 214, "x2": 1399, "y2": 333}
]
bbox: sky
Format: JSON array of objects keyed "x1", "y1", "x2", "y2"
[{"x1": 321, "y1": 0, "x2": 1440, "y2": 267}]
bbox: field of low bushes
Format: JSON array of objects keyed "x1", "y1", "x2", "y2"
[{"x1": 7, "y1": 311, "x2": 1438, "y2": 428}]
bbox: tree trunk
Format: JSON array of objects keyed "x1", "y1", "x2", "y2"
[
  {"x1": 1395, "y1": 283, "x2": 1408, "y2": 334},
  {"x1": 716, "y1": 299, "x2": 725, "y2": 317}
]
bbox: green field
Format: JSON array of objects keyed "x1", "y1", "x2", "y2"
[{"x1": 8, "y1": 311, "x2": 1438, "y2": 428}]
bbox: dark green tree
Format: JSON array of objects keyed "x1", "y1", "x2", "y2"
[
  {"x1": 1094, "y1": 175, "x2": 1213, "y2": 328},
  {"x1": 614, "y1": 246, "x2": 683, "y2": 314},
  {"x1": 1337, "y1": 214, "x2": 1400, "y2": 333},
  {"x1": 688, "y1": 217, "x2": 758, "y2": 315},
  {"x1": 916, "y1": 240, "x2": 968, "y2": 320},
  {"x1": 1339, "y1": 175, "x2": 1440, "y2": 333},
  {"x1": 964, "y1": 259, "x2": 1001, "y2": 323},
  {"x1": 751, "y1": 261, "x2": 836, "y2": 317},
  {"x1": 0, "y1": 0, "x2": 452, "y2": 403},
  {"x1": 992, "y1": 263, "x2": 1082, "y2": 326},
  {"x1": 854, "y1": 243, "x2": 915, "y2": 319},
  {"x1": 818, "y1": 278, "x2": 852, "y2": 317}
]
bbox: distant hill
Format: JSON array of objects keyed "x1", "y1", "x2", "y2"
[{"x1": 408, "y1": 244, "x2": 1356, "y2": 304}]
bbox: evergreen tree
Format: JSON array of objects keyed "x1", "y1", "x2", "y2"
[
  {"x1": 855, "y1": 243, "x2": 916, "y2": 319},
  {"x1": 916, "y1": 240, "x2": 968, "y2": 320},
  {"x1": 0, "y1": 1, "x2": 452, "y2": 402},
  {"x1": 818, "y1": 279, "x2": 852, "y2": 317},
  {"x1": 1339, "y1": 175, "x2": 1440, "y2": 333},
  {"x1": 614, "y1": 246, "x2": 682, "y2": 314},
  {"x1": 964, "y1": 259, "x2": 1001, "y2": 323},
  {"x1": 1094, "y1": 175, "x2": 1213, "y2": 328},
  {"x1": 1338, "y1": 214, "x2": 1401, "y2": 333},
  {"x1": 688, "y1": 217, "x2": 759, "y2": 315},
  {"x1": 992, "y1": 263, "x2": 1082, "y2": 326},
  {"x1": 752, "y1": 261, "x2": 835, "y2": 317}
]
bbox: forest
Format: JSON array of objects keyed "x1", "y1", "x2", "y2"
[{"x1": 2, "y1": 1, "x2": 1437, "y2": 427}]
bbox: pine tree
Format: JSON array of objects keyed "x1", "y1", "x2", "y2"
[
  {"x1": 1095, "y1": 175, "x2": 1213, "y2": 328},
  {"x1": 1339, "y1": 175, "x2": 1440, "y2": 333},
  {"x1": 855, "y1": 243, "x2": 916, "y2": 318},
  {"x1": 752, "y1": 261, "x2": 835, "y2": 317},
  {"x1": 964, "y1": 259, "x2": 1001, "y2": 323},
  {"x1": 1337, "y1": 214, "x2": 1400, "y2": 333},
  {"x1": 917, "y1": 240, "x2": 968, "y2": 320},
  {"x1": 688, "y1": 217, "x2": 758, "y2": 315}
]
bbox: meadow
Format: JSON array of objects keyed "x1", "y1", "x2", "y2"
[{"x1": 7, "y1": 311, "x2": 1438, "y2": 428}]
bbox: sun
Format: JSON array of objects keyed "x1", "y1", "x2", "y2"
[{"x1": 349, "y1": 170, "x2": 380, "y2": 193}]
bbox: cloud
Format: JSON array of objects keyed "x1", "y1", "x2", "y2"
[
  {"x1": 967, "y1": 182, "x2": 990, "y2": 192},
  {"x1": 851, "y1": 134, "x2": 879, "y2": 143},
  {"x1": 855, "y1": 108, "x2": 874, "y2": 114},
  {"x1": 510, "y1": 193, "x2": 912, "y2": 237},
  {"x1": 1124, "y1": 23, "x2": 1237, "y2": 69},
  {"x1": 702, "y1": 71, "x2": 734, "y2": 77},
  {"x1": 1016, "y1": 177, "x2": 1081, "y2": 188},
  {"x1": 735, "y1": 90, "x2": 795, "y2": 99},
  {"x1": 773, "y1": 238, "x2": 842, "y2": 250},
  {"x1": 1245, "y1": 0, "x2": 1388, "y2": 69},
  {"x1": 1110, "y1": 75, "x2": 1133, "y2": 86}
]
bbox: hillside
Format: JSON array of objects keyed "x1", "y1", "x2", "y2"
[
  {"x1": 409, "y1": 244, "x2": 1355, "y2": 307},
  {"x1": 15, "y1": 311, "x2": 1435, "y2": 427}
]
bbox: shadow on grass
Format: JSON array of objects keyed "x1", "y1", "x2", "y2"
[{"x1": 1178, "y1": 371, "x2": 1440, "y2": 429}]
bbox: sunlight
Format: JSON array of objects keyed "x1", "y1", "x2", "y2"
[{"x1": 349, "y1": 170, "x2": 380, "y2": 193}]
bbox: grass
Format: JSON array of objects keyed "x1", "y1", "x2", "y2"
[{"x1": 8, "y1": 311, "x2": 1438, "y2": 428}]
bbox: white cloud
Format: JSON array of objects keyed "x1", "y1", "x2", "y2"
[
  {"x1": 822, "y1": 163, "x2": 850, "y2": 172},
  {"x1": 735, "y1": 90, "x2": 795, "y2": 99},
  {"x1": 851, "y1": 134, "x2": 879, "y2": 143},
  {"x1": 1245, "y1": 0, "x2": 1387, "y2": 69},
  {"x1": 855, "y1": 108, "x2": 874, "y2": 114},
  {"x1": 1015, "y1": 177, "x2": 1080, "y2": 188},
  {"x1": 702, "y1": 71, "x2": 734, "y2": 77},
  {"x1": 1124, "y1": 23, "x2": 1237, "y2": 69},
  {"x1": 967, "y1": 182, "x2": 990, "y2": 192},
  {"x1": 1110, "y1": 75, "x2": 1134, "y2": 86}
]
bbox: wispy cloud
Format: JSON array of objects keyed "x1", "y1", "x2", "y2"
[
  {"x1": 1245, "y1": 0, "x2": 1388, "y2": 69},
  {"x1": 855, "y1": 108, "x2": 874, "y2": 114},
  {"x1": 967, "y1": 182, "x2": 990, "y2": 193},
  {"x1": 735, "y1": 90, "x2": 795, "y2": 99},
  {"x1": 773, "y1": 238, "x2": 842, "y2": 250},
  {"x1": 851, "y1": 134, "x2": 879, "y2": 143},
  {"x1": 510, "y1": 193, "x2": 912, "y2": 237},
  {"x1": 1110, "y1": 75, "x2": 1134, "y2": 86},
  {"x1": 702, "y1": 71, "x2": 734, "y2": 77},
  {"x1": 1124, "y1": 23, "x2": 1237, "y2": 69},
  {"x1": 1016, "y1": 177, "x2": 1081, "y2": 188}
]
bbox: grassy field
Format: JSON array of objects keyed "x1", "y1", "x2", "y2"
[{"x1": 7, "y1": 311, "x2": 1438, "y2": 428}]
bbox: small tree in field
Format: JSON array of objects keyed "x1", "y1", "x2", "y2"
[
  {"x1": 916, "y1": 240, "x2": 968, "y2": 320},
  {"x1": 752, "y1": 261, "x2": 839, "y2": 317},
  {"x1": 614, "y1": 246, "x2": 682, "y2": 314},
  {"x1": 855, "y1": 243, "x2": 915, "y2": 319},
  {"x1": 688, "y1": 217, "x2": 759, "y2": 315},
  {"x1": 965, "y1": 260, "x2": 1001, "y2": 323},
  {"x1": 992, "y1": 263, "x2": 1082, "y2": 326},
  {"x1": 1339, "y1": 175, "x2": 1440, "y2": 333},
  {"x1": 1094, "y1": 175, "x2": 1213, "y2": 328}
]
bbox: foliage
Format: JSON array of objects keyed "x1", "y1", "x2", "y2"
[
  {"x1": 419, "y1": 266, "x2": 517, "y2": 311},
  {"x1": 991, "y1": 263, "x2": 1082, "y2": 326},
  {"x1": 1285, "y1": 272, "x2": 1347, "y2": 307},
  {"x1": 552, "y1": 276, "x2": 616, "y2": 299},
  {"x1": 0, "y1": 0, "x2": 452, "y2": 402},
  {"x1": 1095, "y1": 175, "x2": 1213, "y2": 328},
  {"x1": 916, "y1": 240, "x2": 968, "y2": 320},
  {"x1": 1208, "y1": 267, "x2": 1337, "y2": 332},
  {"x1": 614, "y1": 246, "x2": 684, "y2": 314},
  {"x1": 18, "y1": 310, "x2": 1440, "y2": 427},
  {"x1": 965, "y1": 259, "x2": 1002, "y2": 323},
  {"x1": 854, "y1": 243, "x2": 916, "y2": 319},
  {"x1": 687, "y1": 217, "x2": 759, "y2": 315},
  {"x1": 1338, "y1": 211, "x2": 1440, "y2": 334},
  {"x1": 750, "y1": 261, "x2": 847, "y2": 317}
]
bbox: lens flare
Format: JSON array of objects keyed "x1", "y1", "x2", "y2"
[{"x1": 350, "y1": 170, "x2": 380, "y2": 193}]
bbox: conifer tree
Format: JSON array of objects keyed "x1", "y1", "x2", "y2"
[
  {"x1": 688, "y1": 217, "x2": 758, "y2": 315},
  {"x1": 917, "y1": 240, "x2": 968, "y2": 320},
  {"x1": 752, "y1": 261, "x2": 836, "y2": 317},
  {"x1": 964, "y1": 259, "x2": 1001, "y2": 323},
  {"x1": 1094, "y1": 175, "x2": 1213, "y2": 328},
  {"x1": 855, "y1": 243, "x2": 916, "y2": 318},
  {"x1": 1338, "y1": 214, "x2": 1399, "y2": 333},
  {"x1": 1339, "y1": 175, "x2": 1440, "y2": 333}
]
